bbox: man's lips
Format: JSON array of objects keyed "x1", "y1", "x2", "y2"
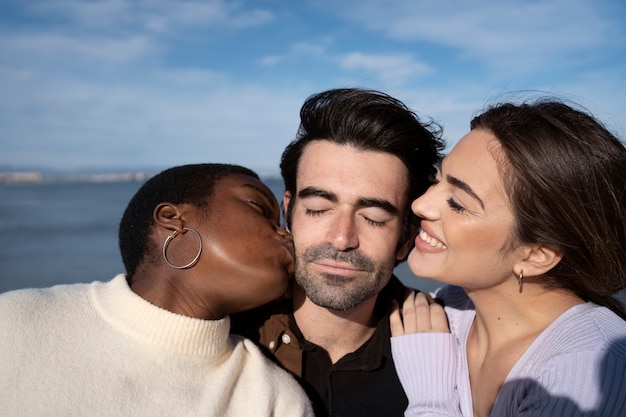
[{"x1": 313, "y1": 260, "x2": 363, "y2": 275}]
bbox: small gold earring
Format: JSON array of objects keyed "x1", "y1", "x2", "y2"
[{"x1": 517, "y1": 269, "x2": 524, "y2": 293}]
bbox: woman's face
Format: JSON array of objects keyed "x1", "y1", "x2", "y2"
[
  {"x1": 192, "y1": 173, "x2": 295, "y2": 313},
  {"x1": 408, "y1": 129, "x2": 523, "y2": 291}
]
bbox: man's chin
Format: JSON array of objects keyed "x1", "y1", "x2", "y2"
[{"x1": 306, "y1": 289, "x2": 374, "y2": 312}]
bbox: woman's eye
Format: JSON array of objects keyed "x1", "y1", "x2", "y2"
[
  {"x1": 446, "y1": 197, "x2": 465, "y2": 213},
  {"x1": 249, "y1": 200, "x2": 269, "y2": 217}
]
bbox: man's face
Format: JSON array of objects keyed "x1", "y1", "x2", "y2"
[{"x1": 284, "y1": 141, "x2": 411, "y2": 311}]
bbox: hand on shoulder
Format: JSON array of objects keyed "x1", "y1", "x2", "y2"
[{"x1": 390, "y1": 290, "x2": 450, "y2": 336}]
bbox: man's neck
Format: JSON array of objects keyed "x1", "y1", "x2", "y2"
[{"x1": 292, "y1": 286, "x2": 379, "y2": 364}]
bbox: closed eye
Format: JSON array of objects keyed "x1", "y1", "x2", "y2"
[
  {"x1": 248, "y1": 200, "x2": 271, "y2": 218},
  {"x1": 364, "y1": 217, "x2": 386, "y2": 227},
  {"x1": 446, "y1": 197, "x2": 466, "y2": 213},
  {"x1": 305, "y1": 208, "x2": 327, "y2": 216}
]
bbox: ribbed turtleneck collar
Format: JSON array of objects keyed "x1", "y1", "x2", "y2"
[{"x1": 89, "y1": 274, "x2": 232, "y2": 359}]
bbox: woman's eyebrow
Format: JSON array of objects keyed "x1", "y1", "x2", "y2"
[
  {"x1": 446, "y1": 174, "x2": 485, "y2": 209},
  {"x1": 242, "y1": 183, "x2": 274, "y2": 202}
]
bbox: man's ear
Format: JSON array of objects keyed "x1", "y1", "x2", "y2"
[
  {"x1": 515, "y1": 244, "x2": 563, "y2": 277},
  {"x1": 396, "y1": 216, "x2": 420, "y2": 261},
  {"x1": 282, "y1": 191, "x2": 292, "y2": 231},
  {"x1": 153, "y1": 203, "x2": 184, "y2": 233},
  {"x1": 395, "y1": 238, "x2": 412, "y2": 262}
]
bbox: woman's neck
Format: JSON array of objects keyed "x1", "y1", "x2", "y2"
[
  {"x1": 464, "y1": 284, "x2": 584, "y2": 417},
  {"x1": 466, "y1": 284, "x2": 584, "y2": 345}
]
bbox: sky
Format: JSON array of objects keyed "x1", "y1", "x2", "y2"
[{"x1": 1, "y1": 0, "x2": 625, "y2": 176}]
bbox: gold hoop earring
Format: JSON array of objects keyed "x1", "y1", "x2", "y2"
[
  {"x1": 517, "y1": 269, "x2": 524, "y2": 293},
  {"x1": 162, "y1": 227, "x2": 203, "y2": 269}
]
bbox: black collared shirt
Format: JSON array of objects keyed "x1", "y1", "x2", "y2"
[
  {"x1": 286, "y1": 275, "x2": 409, "y2": 417},
  {"x1": 291, "y1": 311, "x2": 408, "y2": 417},
  {"x1": 231, "y1": 276, "x2": 410, "y2": 417}
]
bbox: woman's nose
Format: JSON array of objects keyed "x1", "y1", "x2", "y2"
[
  {"x1": 277, "y1": 227, "x2": 292, "y2": 240},
  {"x1": 411, "y1": 187, "x2": 437, "y2": 220}
]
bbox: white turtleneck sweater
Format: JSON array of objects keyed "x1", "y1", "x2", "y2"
[{"x1": 0, "y1": 274, "x2": 313, "y2": 417}]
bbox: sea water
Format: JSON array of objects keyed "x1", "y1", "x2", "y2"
[
  {"x1": 1, "y1": 179, "x2": 623, "y2": 307},
  {"x1": 0, "y1": 181, "x2": 139, "y2": 293}
]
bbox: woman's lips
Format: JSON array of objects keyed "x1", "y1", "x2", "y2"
[{"x1": 415, "y1": 228, "x2": 447, "y2": 251}]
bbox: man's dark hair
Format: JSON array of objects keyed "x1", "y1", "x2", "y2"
[{"x1": 280, "y1": 88, "x2": 445, "y2": 248}]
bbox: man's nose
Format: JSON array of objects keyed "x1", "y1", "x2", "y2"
[{"x1": 327, "y1": 210, "x2": 358, "y2": 251}]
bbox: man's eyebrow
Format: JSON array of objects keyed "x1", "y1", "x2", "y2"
[
  {"x1": 446, "y1": 174, "x2": 485, "y2": 209},
  {"x1": 356, "y1": 198, "x2": 398, "y2": 214},
  {"x1": 298, "y1": 187, "x2": 398, "y2": 214},
  {"x1": 298, "y1": 187, "x2": 337, "y2": 202}
]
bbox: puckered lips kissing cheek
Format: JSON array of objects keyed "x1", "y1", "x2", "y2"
[
  {"x1": 414, "y1": 225, "x2": 448, "y2": 253},
  {"x1": 280, "y1": 237, "x2": 296, "y2": 275}
]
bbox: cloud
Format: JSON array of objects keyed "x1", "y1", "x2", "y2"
[
  {"x1": 0, "y1": 33, "x2": 156, "y2": 69},
  {"x1": 0, "y1": 60, "x2": 308, "y2": 172},
  {"x1": 153, "y1": 68, "x2": 229, "y2": 86},
  {"x1": 0, "y1": 0, "x2": 624, "y2": 173},
  {"x1": 0, "y1": 1, "x2": 278, "y2": 80},
  {"x1": 291, "y1": 41, "x2": 329, "y2": 56},
  {"x1": 258, "y1": 41, "x2": 330, "y2": 67},
  {"x1": 26, "y1": 0, "x2": 275, "y2": 32},
  {"x1": 322, "y1": 0, "x2": 625, "y2": 73},
  {"x1": 339, "y1": 52, "x2": 432, "y2": 87}
]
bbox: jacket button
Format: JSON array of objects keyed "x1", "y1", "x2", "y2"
[
  {"x1": 281, "y1": 334, "x2": 292, "y2": 344},
  {"x1": 268, "y1": 341, "x2": 276, "y2": 350}
]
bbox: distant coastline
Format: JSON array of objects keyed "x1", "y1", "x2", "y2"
[
  {"x1": 0, "y1": 170, "x2": 153, "y2": 184},
  {"x1": 0, "y1": 169, "x2": 283, "y2": 185}
]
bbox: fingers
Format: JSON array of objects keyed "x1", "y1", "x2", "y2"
[
  {"x1": 401, "y1": 290, "x2": 417, "y2": 333},
  {"x1": 389, "y1": 290, "x2": 450, "y2": 335},
  {"x1": 390, "y1": 300, "x2": 404, "y2": 337},
  {"x1": 429, "y1": 302, "x2": 450, "y2": 333},
  {"x1": 414, "y1": 292, "x2": 433, "y2": 333}
]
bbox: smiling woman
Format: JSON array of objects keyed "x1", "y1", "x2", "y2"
[
  {"x1": 391, "y1": 99, "x2": 626, "y2": 417},
  {"x1": 0, "y1": 163, "x2": 313, "y2": 416}
]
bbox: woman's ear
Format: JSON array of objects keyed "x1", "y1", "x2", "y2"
[
  {"x1": 515, "y1": 244, "x2": 563, "y2": 277},
  {"x1": 282, "y1": 191, "x2": 291, "y2": 231},
  {"x1": 154, "y1": 203, "x2": 184, "y2": 233}
]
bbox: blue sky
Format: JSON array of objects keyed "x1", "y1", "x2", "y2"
[{"x1": 1, "y1": 0, "x2": 625, "y2": 175}]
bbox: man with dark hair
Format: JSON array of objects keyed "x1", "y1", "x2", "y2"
[{"x1": 233, "y1": 88, "x2": 445, "y2": 417}]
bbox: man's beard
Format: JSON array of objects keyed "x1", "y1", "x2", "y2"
[{"x1": 294, "y1": 243, "x2": 395, "y2": 311}]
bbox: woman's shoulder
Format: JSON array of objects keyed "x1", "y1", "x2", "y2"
[
  {"x1": 550, "y1": 303, "x2": 626, "y2": 350},
  {"x1": 525, "y1": 303, "x2": 626, "y2": 366},
  {"x1": 505, "y1": 304, "x2": 626, "y2": 412},
  {"x1": 0, "y1": 282, "x2": 82, "y2": 306}
]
